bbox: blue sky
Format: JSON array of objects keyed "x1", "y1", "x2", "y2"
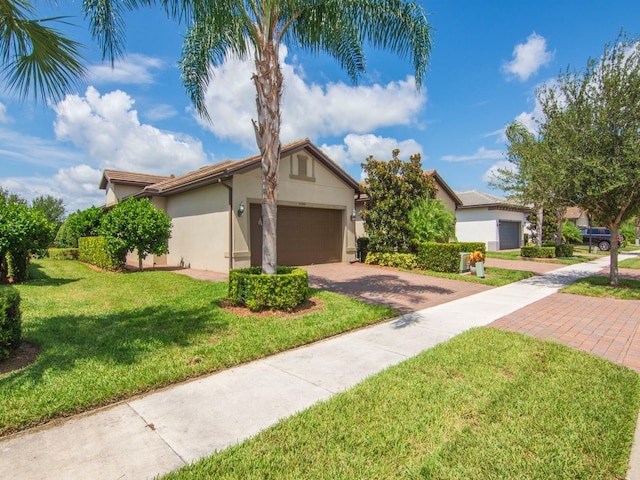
[{"x1": 1, "y1": 1, "x2": 639, "y2": 213}]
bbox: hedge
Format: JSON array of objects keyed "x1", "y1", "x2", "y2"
[
  {"x1": 555, "y1": 243, "x2": 574, "y2": 258},
  {"x1": 228, "y1": 266, "x2": 309, "y2": 312},
  {"x1": 0, "y1": 287, "x2": 21, "y2": 361},
  {"x1": 48, "y1": 248, "x2": 79, "y2": 260},
  {"x1": 416, "y1": 242, "x2": 486, "y2": 273},
  {"x1": 78, "y1": 236, "x2": 125, "y2": 271},
  {"x1": 365, "y1": 252, "x2": 417, "y2": 270},
  {"x1": 521, "y1": 246, "x2": 556, "y2": 258}
]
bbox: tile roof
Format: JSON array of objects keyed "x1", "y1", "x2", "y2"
[
  {"x1": 99, "y1": 169, "x2": 173, "y2": 189},
  {"x1": 455, "y1": 190, "x2": 529, "y2": 212},
  {"x1": 100, "y1": 138, "x2": 361, "y2": 197}
]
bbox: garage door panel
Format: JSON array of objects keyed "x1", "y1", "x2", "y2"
[
  {"x1": 499, "y1": 221, "x2": 520, "y2": 250},
  {"x1": 250, "y1": 205, "x2": 342, "y2": 266}
]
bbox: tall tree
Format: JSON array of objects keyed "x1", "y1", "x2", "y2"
[
  {"x1": 491, "y1": 121, "x2": 569, "y2": 247},
  {"x1": 31, "y1": 194, "x2": 65, "y2": 226},
  {"x1": 1, "y1": 0, "x2": 86, "y2": 100},
  {"x1": 360, "y1": 149, "x2": 436, "y2": 253},
  {"x1": 539, "y1": 33, "x2": 640, "y2": 285},
  {"x1": 84, "y1": 0, "x2": 432, "y2": 274}
]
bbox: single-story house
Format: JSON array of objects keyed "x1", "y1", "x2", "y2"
[
  {"x1": 100, "y1": 138, "x2": 360, "y2": 272},
  {"x1": 565, "y1": 206, "x2": 589, "y2": 228},
  {"x1": 455, "y1": 190, "x2": 530, "y2": 251},
  {"x1": 354, "y1": 169, "x2": 462, "y2": 238}
]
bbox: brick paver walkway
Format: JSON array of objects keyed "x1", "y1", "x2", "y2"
[{"x1": 491, "y1": 293, "x2": 640, "y2": 372}]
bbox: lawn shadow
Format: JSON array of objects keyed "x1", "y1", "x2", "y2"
[
  {"x1": 1, "y1": 303, "x2": 230, "y2": 385},
  {"x1": 22, "y1": 262, "x2": 80, "y2": 287}
]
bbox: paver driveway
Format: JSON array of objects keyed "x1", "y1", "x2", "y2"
[{"x1": 303, "y1": 262, "x2": 492, "y2": 314}]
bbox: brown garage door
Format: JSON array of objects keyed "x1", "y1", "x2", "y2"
[{"x1": 250, "y1": 204, "x2": 343, "y2": 266}]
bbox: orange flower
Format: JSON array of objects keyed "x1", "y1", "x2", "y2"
[{"x1": 469, "y1": 250, "x2": 484, "y2": 265}]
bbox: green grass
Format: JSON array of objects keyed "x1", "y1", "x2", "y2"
[
  {"x1": 162, "y1": 328, "x2": 640, "y2": 480},
  {"x1": 562, "y1": 276, "x2": 640, "y2": 300},
  {"x1": 417, "y1": 266, "x2": 535, "y2": 286},
  {"x1": 0, "y1": 259, "x2": 395, "y2": 435},
  {"x1": 485, "y1": 249, "x2": 589, "y2": 265},
  {"x1": 620, "y1": 257, "x2": 640, "y2": 269}
]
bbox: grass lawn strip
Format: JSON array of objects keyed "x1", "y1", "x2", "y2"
[
  {"x1": 562, "y1": 276, "x2": 640, "y2": 300},
  {"x1": 0, "y1": 259, "x2": 395, "y2": 435},
  {"x1": 620, "y1": 257, "x2": 640, "y2": 269},
  {"x1": 416, "y1": 266, "x2": 535, "y2": 286},
  {"x1": 162, "y1": 328, "x2": 640, "y2": 479}
]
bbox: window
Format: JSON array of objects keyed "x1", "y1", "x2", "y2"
[{"x1": 290, "y1": 154, "x2": 315, "y2": 182}]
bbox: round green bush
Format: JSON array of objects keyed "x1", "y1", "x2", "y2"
[{"x1": 228, "y1": 266, "x2": 309, "y2": 312}]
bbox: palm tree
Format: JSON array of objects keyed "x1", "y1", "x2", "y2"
[
  {"x1": 1, "y1": 0, "x2": 86, "y2": 100},
  {"x1": 408, "y1": 197, "x2": 456, "y2": 244},
  {"x1": 85, "y1": 0, "x2": 432, "y2": 274}
]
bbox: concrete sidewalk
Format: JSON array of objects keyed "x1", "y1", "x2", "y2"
[{"x1": 0, "y1": 254, "x2": 635, "y2": 479}]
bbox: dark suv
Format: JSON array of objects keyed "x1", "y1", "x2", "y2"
[{"x1": 578, "y1": 227, "x2": 622, "y2": 251}]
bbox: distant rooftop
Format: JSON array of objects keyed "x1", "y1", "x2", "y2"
[{"x1": 455, "y1": 190, "x2": 530, "y2": 212}]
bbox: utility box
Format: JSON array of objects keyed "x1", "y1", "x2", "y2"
[{"x1": 459, "y1": 252, "x2": 471, "y2": 273}]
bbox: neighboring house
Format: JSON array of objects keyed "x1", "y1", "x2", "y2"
[
  {"x1": 565, "y1": 206, "x2": 589, "y2": 228},
  {"x1": 354, "y1": 169, "x2": 461, "y2": 238},
  {"x1": 455, "y1": 190, "x2": 530, "y2": 251},
  {"x1": 99, "y1": 138, "x2": 360, "y2": 272}
]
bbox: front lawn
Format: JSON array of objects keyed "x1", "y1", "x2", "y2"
[
  {"x1": 162, "y1": 328, "x2": 640, "y2": 479},
  {"x1": 562, "y1": 276, "x2": 640, "y2": 300},
  {"x1": 485, "y1": 250, "x2": 589, "y2": 265},
  {"x1": 620, "y1": 257, "x2": 640, "y2": 269},
  {"x1": 0, "y1": 259, "x2": 395, "y2": 435}
]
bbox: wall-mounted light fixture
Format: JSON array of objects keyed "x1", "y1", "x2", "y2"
[
  {"x1": 238, "y1": 201, "x2": 245, "y2": 217},
  {"x1": 350, "y1": 208, "x2": 357, "y2": 221}
]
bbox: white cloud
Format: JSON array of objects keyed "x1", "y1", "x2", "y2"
[
  {"x1": 502, "y1": 33, "x2": 554, "y2": 82},
  {"x1": 144, "y1": 104, "x2": 179, "y2": 121},
  {"x1": 88, "y1": 54, "x2": 165, "y2": 85},
  {"x1": 0, "y1": 102, "x2": 10, "y2": 123},
  {"x1": 320, "y1": 133, "x2": 424, "y2": 168},
  {"x1": 196, "y1": 46, "x2": 427, "y2": 147},
  {"x1": 483, "y1": 159, "x2": 516, "y2": 184},
  {"x1": 441, "y1": 147, "x2": 504, "y2": 162},
  {"x1": 1, "y1": 165, "x2": 104, "y2": 212},
  {"x1": 53, "y1": 86, "x2": 209, "y2": 175}
]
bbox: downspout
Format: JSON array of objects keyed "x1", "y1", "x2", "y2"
[{"x1": 218, "y1": 179, "x2": 234, "y2": 272}]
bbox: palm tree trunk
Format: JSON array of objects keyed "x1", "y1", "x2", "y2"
[{"x1": 252, "y1": 42, "x2": 283, "y2": 275}]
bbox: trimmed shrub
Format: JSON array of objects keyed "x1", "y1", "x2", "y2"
[
  {"x1": 0, "y1": 287, "x2": 21, "y2": 361},
  {"x1": 228, "y1": 266, "x2": 309, "y2": 312},
  {"x1": 416, "y1": 242, "x2": 486, "y2": 273},
  {"x1": 356, "y1": 237, "x2": 369, "y2": 263},
  {"x1": 521, "y1": 246, "x2": 556, "y2": 258},
  {"x1": 48, "y1": 248, "x2": 79, "y2": 260},
  {"x1": 7, "y1": 249, "x2": 30, "y2": 283},
  {"x1": 78, "y1": 236, "x2": 125, "y2": 271},
  {"x1": 365, "y1": 252, "x2": 417, "y2": 270},
  {"x1": 555, "y1": 243, "x2": 574, "y2": 258}
]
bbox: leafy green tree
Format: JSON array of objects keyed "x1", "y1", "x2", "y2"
[
  {"x1": 360, "y1": 149, "x2": 436, "y2": 253},
  {"x1": 1, "y1": 0, "x2": 86, "y2": 100},
  {"x1": 60, "y1": 206, "x2": 104, "y2": 248},
  {"x1": 84, "y1": 0, "x2": 432, "y2": 274},
  {"x1": 538, "y1": 33, "x2": 640, "y2": 285},
  {"x1": 31, "y1": 195, "x2": 65, "y2": 229},
  {"x1": 491, "y1": 122, "x2": 570, "y2": 247},
  {"x1": 0, "y1": 197, "x2": 53, "y2": 282},
  {"x1": 100, "y1": 198, "x2": 172, "y2": 271},
  {"x1": 408, "y1": 197, "x2": 456, "y2": 244}
]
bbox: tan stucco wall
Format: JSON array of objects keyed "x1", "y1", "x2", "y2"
[
  {"x1": 164, "y1": 185, "x2": 230, "y2": 272},
  {"x1": 106, "y1": 183, "x2": 144, "y2": 206},
  {"x1": 231, "y1": 152, "x2": 357, "y2": 269}
]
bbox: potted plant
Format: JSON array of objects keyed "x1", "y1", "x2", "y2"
[{"x1": 468, "y1": 250, "x2": 485, "y2": 277}]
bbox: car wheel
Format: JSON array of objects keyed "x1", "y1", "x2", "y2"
[{"x1": 598, "y1": 240, "x2": 611, "y2": 251}]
